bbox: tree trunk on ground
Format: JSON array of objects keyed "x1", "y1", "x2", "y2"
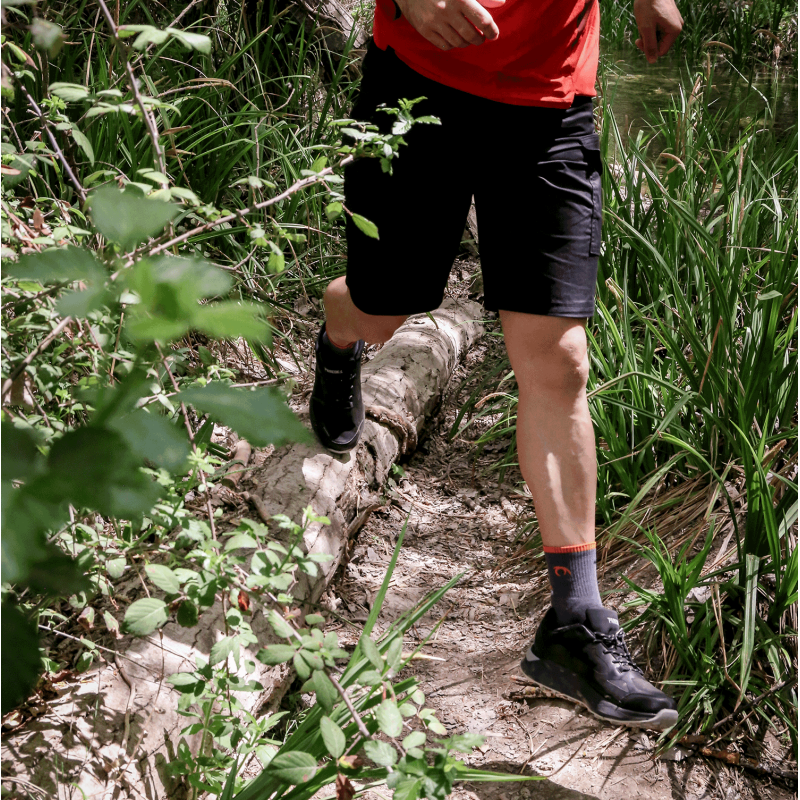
[
  {"x1": 1, "y1": 299, "x2": 483, "y2": 800},
  {"x1": 289, "y1": 0, "x2": 370, "y2": 62}
]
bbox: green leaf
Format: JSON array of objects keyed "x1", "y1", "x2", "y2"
[
  {"x1": 30, "y1": 427, "x2": 162, "y2": 518},
  {"x1": 6, "y1": 245, "x2": 105, "y2": 285},
  {"x1": 31, "y1": 18, "x2": 63, "y2": 56},
  {"x1": 357, "y1": 669, "x2": 383, "y2": 686},
  {"x1": 402, "y1": 731, "x2": 426, "y2": 749},
  {"x1": 124, "y1": 598, "x2": 168, "y2": 635},
  {"x1": 324, "y1": 202, "x2": 343, "y2": 221},
  {"x1": 1, "y1": 423, "x2": 43, "y2": 482},
  {"x1": 145, "y1": 564, "x2": 181, "y2": 595},
  {"x1": 352, "y1": 213, "x2": 379, "y2": 239},
  {"x1": 178, "y1": 382, "x2": 310, "y2": 448},
  {"x1": 293, "y1": 651, "x2": 311, "y2": 680},
  {"x1": 210, "y1": 635, "x2": 238, "y2": 666},
  {"x1": 177, "y1": 600, "x2": 199, "y2": 627},
  {"x1": 320, "y1": 715, "x2": 346, "y2": 758},
  {"x1": 309, "y1": 669, "x2": 337, "y2": 712},
  {"x1": 268, "y1": 609, "x2": 295, "y2": 639},
  {"x1": 361, "y1": 636, "x2": 383, "y2": 671},
  {"x1": 385, "y1": 636, "x2": 403, "y2": 671},
  {"x1": 71, "y1": 128, "x2": 94, "y2": 164},
  {"x1": 393, "y1": 778, "x2": 421, "y2": 800},
  {"x1": 167, "y1": 672, "x2": 203, "y2": 693},
  {"x1": 376, "y1": 699, "x2": 403, "y2": 738},
  {"x1": 363, "y1": 740, "x2": 397, "y2": 767},
  {"x1": 305, "y1": 613, "x2": 325, "y2": 626},
  {"x1": 106, "y1": 557, "x2": 127, "y2": 580},
  {"x1": 108, "y1": 410, "x2": 191, "y2": 472},
  {"x1": 87, "y1": 186, "x2": 178, "y2": 250},
  {"x1": 267, "y1": 751, "x2": 318, "y2": 784},
  {"x1": 166, "y1": 28, "x2": 212, "y2": 53},
  {"x1": 192, "y1": 302, "x2": 270, "y2": 342},
  {"x1": 50, "y1": 82, "x2": 91, "y2": 102},
  {"x1": 257, "y1": 644, "x2": 296, "y2": 665},
  {"x1": 55, "y1": 281, "x2": 109, "y2": 317},
  {"x1": 1, "y1": 603, "x2": 42, "y2": 714},
  {"x1": 124, "y1": 25, "x2": 170, "y2": 49},
  {"x1": 223, "y1": 533, "x2": 259, "y2": 552}
]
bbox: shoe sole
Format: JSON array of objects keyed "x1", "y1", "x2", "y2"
[
  {"x1": 520, "y1": 650, "x2": 679, "y2": 732},
  {"x1": 309, "y1": 406, "x2": 363, "y2": 454}
]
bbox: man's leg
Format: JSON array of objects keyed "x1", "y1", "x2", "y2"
[
  {"x1": 324, "y1": 276, "x2": 407, "y2": 346},
  {"x1": 505, "y1": 310, "x2": 678, "y2": 730}
]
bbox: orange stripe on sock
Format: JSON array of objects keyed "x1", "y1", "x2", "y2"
[{"x1": 543, "y1": 542, "x2": 596, "y2": 554}]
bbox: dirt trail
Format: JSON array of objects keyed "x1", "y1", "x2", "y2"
[{"x1": 318, "y1": 281, "x2": 795, "y2": 800}]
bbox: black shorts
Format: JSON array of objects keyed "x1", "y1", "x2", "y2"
[{"x1": 343, "y1": 42, "x2": 602, "y2": 318}]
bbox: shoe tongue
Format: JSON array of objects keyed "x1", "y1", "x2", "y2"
[{"x1": 585, "y1": 608, "x2": 620, "y2": 634}]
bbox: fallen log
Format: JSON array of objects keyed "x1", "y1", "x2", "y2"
[
  {"x1": 1, "y1": 299, "x2": 483, "y2": 800},
  {"x1": 288, "y1": 0, "x2": 369, "y2": 63}
]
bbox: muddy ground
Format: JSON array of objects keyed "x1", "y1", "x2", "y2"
[{"x1": 299, "y1": 262, "x2": 797, "y2": 800}]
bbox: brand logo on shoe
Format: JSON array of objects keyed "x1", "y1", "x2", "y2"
[
  {"x1": 324, "y1": 368, "x2": 344, "y2": 374},
  {"x1": 553, "y1": 566, "x2": 572, "y2": 577},
  {"x1": 607, "y1": 617, "x2": 617, "y2": 626}
]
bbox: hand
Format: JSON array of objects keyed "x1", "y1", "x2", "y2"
[
  {"x1": 633, "y1": 0, "x2": 683, "y2": 63},
  {"x1": 394, "y1": 0, "x2": 504, "y2": 51}
]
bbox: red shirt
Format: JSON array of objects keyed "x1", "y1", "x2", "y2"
[{"x1": 373, "y1": 0, "x2": 600, "y2": 107}]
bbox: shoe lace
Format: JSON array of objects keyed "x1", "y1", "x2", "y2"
[
  {"x1": 322, "y1": 366, "x2": 356, "y2": 410},
  {"x1": 597, "y1": 629, "x2": 642, "y2": 673}
]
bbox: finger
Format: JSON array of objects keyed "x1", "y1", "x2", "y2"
[
  {"x1": 452, "y1": 16, "x2": 486, "y2": 45},
  {"x1": 639, "y1": 23, "x2": 658, "y2": 63},
  {"x1": 426, "y1": 30, "x2": 454, "y2": 50},
  {"x1": 461, "y1": 0, "x2": 501, "y2": 40},
  {"x1": 657, "y1": 27, "x2": 680, "y2": 56},
  {"x1": 439, "y1": 24, "x2": 472, "y2": 48}
]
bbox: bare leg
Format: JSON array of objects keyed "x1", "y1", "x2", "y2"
[
  {"x1": 499, "y1": 311, "x2": 596, "y2": 549},
  {"x1": 324, "y1": 276, "x2": 408, "y2": 345}
]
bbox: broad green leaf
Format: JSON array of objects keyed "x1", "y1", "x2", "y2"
[
  {"x1": 6, "y1": 246, "x2": 105, "y2": 285},
  {"x1": 267, "y1": 751, "x2": 317, "y2": 784},
  {"x1": 166, "y1": 28, "x2": 212, "y2": 53},
  {"x1": 361, "y1": 636, "x2": 383, "y2": 671},
  {"x1": 210, "y1": 635, "x2": 238, "y2": 666},
  {"x1": 106, "y1": 557, "x2": 127, "y2": 579},
  {"x1": 50, "y1": 82, "x2": 91, "y2": 102},
  {"x1": 393, "y1": 778, "x2": 421, "y2": 800},
  {"x1": 55, "y1": 281, "x2": 109, "y2": 317},
  {"x1": 192, "y1": 302, "x2": 270, "y2": 342},
  {"x1": 167, "y1": 672, "x2": 203, "y2": 693},
  {"x1": 352, "y1": 213, "x2": 379, "y2": 239},
  {"x1": 320, "y1": 716, "x2": 345, "y2": 758},
  {"x1": 385, "y1": 636, "x2": 403, "y2": 671},
  {"x1": 108, "y1": 410, "x2": 191, "y2": 472},
  {"x1": 305, "y1": 613, "x2": 325, "y2": 626},
  {"x1": 103, "y1": 611, "x2": 120, "y2": 636},
  {"x1": 309, "y1": 669, "x2": 337, "y2": 712},
  {"x1": 1, "y1": 423, "x2": 42, "y2": 481},
  {"x1": 31, "y1": 18, "x2": 63, "y2": 56},
  {"x1": 1, "y1": 604, "x2": 42, "y2": 714},
  {"x1": 124, "y1": 598, "x2": 168, "y2": 635},
  {"x1": 357, "y1": 669, "x2": 383, "y2": 686},
  {"x1": 324, "y1": 202, "x2": 343, "y2": 221},
  {"x1": 125, "y1": 25, "x2": 170, "y2": 49},
  {"x1": 268, "y1": 609, "x2": 295, "y2": 639},
  {"x1": 177, "y1": 600, "x2": 199, "y2": 627},
  {"x1": 257, "y1": 644, "x2": 296, "y2": 665},
  {"x1": 293, "y1": 651, "x2": 311, "y2": 680},
  {"x1": 402, "y1": 731, "x2": 426, "y2": 749},
  {"x1": 71, "y1": 128, "x2": 94, "y2": 164},
  {"x1": 223, "y1": 533, "x2": 259, "y2": 551},
  {"x1": 178, "y1": 382, "x2": 310, "y2": 448},
  {"x1": 30, "y1": 427, "x2": 161, "y2": 518},
  {"x1": 145, "y1": 564, "x2": 181, "y2": 595},
  {"x1": 87, "y1": 186, "x2": 178, "y2": 250},
  {"x1": 363, "y1": 740, "x2": 397, "y2": 767},
  {"x1": 376, "y1": 699, "x2": 403, "y2": 737}
]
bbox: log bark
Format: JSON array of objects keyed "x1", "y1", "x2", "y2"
[
  {"x1": 1, "y1": 299, "x2": 483, "y2": 800},
  {"x1": 288, "y1": 0, "x2": 370, "y2": 61}
]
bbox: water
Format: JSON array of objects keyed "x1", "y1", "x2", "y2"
[{"x1": 599, "y1": 46, "x2": 798, "y2": 146}]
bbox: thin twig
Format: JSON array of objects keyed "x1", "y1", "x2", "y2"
[
  {"x1": 20, "y1": 87, "x2": 87, "y2": 203},
  {"x1": 95, "y1": 0, "x2": 166, "y2": 176},
  {"x1": 1, "y1": 316, "x2": 72, "y2": 400}
]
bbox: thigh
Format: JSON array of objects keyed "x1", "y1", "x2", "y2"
[
  {"x1": 475, "y1": 97, "x2": 601, "y2": 319},
  {"x1": 344, "y1": 45, "x2": 473, "y2": 315}
]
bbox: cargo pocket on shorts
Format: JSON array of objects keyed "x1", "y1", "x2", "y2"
[{"x1": 581, "y1": 133, "x2": 603, "y2": 257}]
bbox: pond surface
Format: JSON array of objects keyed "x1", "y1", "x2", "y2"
[{"x1": 599, "y1": 45, "x2": 798, "y2": 146}]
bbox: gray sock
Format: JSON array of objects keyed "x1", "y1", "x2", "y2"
[{"x1": 544, "y1": 543, "x2": 604, "y2": 626}]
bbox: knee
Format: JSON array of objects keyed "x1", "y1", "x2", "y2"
[{"x1": 519, "y1": 326, "x2": 590, "y2": 397}]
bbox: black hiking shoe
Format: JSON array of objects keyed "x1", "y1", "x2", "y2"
[
  {"x1": 521, "y1": 607, "x2": 678, "y2": 731},
  {"x1": 309, "y1": 323, "x2": 365, "y2": 453}
]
